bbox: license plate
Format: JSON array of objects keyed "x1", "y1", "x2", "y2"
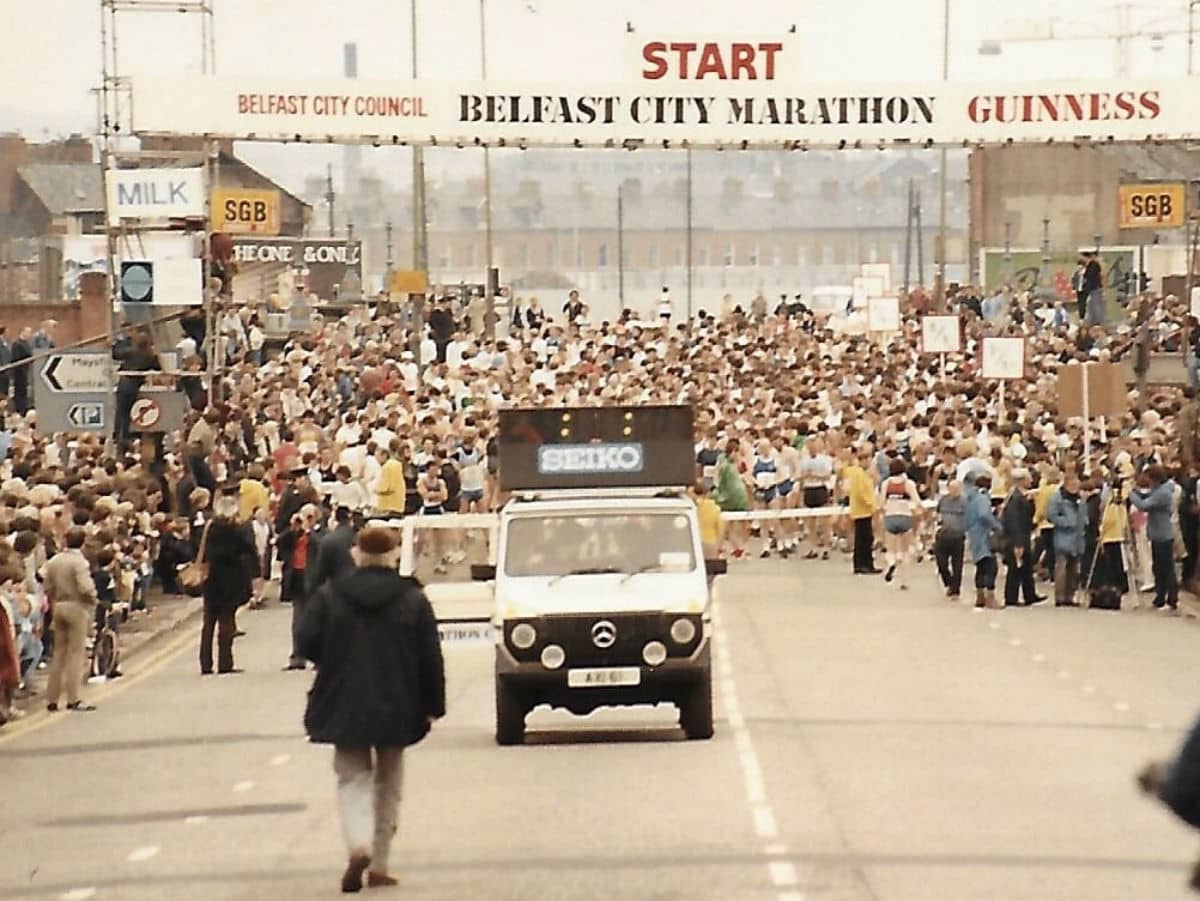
[{"x1": 567, "y1": 667, "x2": 641, "y2": 688}]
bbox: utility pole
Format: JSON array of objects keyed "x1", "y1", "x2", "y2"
[
  {"x1": 480, "y1": 0, "x2": 496, "y2": 338},
  {"x1": 935, "y1": 0, "x2": 950, "y2": 310},
  {"x1": 410, "y1": 0, "x2": 428, "y2": 368},
  {"x1": 915, "y1": 186, "x2": 925, "y2": 288},
  {"x1": 325, "y1": 164, "x2": 335, "y2": 237},
  {"x1": 902, "y1": 178, "x2": 914, "y2": 299},
  {"x1": 617, "y1": 182, "x2": 625, "y2": 305},
  {"x1": 1190, "y1": 0, "x2": 1196, "y2": 74},
  {"x1": 685, "y1": 147, "x2": 693, "y2": 320}
]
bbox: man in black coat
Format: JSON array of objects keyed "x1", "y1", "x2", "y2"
[
  {"x1": 298, "y1": 527, "x2": 445, "y2": 893},
  {"x1": 1001, "y1": 468, "x2": 1043, "y2": 607},
  {"x1": 306, "y1": 506, "x2": 356, "y2": 595},
  {"x1": 198, "y1": 489, "x2": 260, "y2": 674},
  {"x1": 10, "y1": 328, "x2": 32, "y2": 415}
]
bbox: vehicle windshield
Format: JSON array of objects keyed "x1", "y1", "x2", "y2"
[{"x1": 503, "y1": 512, "x2": 696, "y2": 578}]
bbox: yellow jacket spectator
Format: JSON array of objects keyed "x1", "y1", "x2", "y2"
[{"x1": 375, "y1": 456, "x2": 407, "y2": 514}]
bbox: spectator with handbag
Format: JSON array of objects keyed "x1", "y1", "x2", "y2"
[{"x1": 196, "y1": 486, "x2": 261, "y2": 675}]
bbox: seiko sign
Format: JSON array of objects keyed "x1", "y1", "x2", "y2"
[{"x1": 537, "y1": 443, "x2": 644, "y2": 475}]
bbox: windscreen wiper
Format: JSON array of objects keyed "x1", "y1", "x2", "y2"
[
  {"x1": 619, "y1": 563, "x2": 664, "y2": 585},
  {"x1": 548, "y1": 567, "x2": 621, "y2": 586}
]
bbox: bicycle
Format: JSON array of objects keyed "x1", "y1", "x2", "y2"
[{"x1": 89, "y1": 600, "x2": 126, "y2": 680}]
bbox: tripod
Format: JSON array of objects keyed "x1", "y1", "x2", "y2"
[{"x1": 1079, "y1": 485, "x2": 1142, "y2": 609}]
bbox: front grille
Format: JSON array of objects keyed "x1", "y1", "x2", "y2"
[{"x1": 504, "y1": 612, "x2": 702, "y2": 666}]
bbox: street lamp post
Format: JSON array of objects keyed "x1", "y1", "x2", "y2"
[
  {"x1": 410, "y1": 0, "x2": 428, "y2": 367},
  {"x1": 935, "y1": 0, "x2": 950, "y2": 310},
  {"x1": 481, "y1": 0, "x2": 496, "y2": 339}
]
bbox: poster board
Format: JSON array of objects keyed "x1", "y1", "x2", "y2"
[
  {"x1": 1057, "y1": 362, "x2": 1128, "y2": 419},
  {"x1": 919, "y1": 315, "x2": 961, "y2": 354},
  {"x1": 853, "y1": 275, "x2": 885, "y2": 302},
  {"x1": 980, "y1": 336, "x2": 1026, "y2": 380},
  {"x1": 860, "y1": 263, "x2": 892, "y2": 294},
  {"x1": 866, "y1": 295, "x2": 900, "y2": 333}
]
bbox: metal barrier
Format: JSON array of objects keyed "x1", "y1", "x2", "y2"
[{"x1": 371, "y1": 501, "x2": 942, "y2": 576}]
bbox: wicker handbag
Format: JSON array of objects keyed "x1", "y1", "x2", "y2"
[{"x1": 179, "y1": 522, "x2": 212, "y2": 596}]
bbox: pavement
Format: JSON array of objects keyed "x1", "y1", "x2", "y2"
[{"x1": 2, "y1": 557, "x2": 1200, "y2": 901}]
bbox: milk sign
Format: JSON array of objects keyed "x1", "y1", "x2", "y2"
[{"x1": 107, "y1": 168, "x2": 205, "y2": 220}]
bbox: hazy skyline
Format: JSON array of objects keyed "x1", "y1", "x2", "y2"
[{"x1": 3, "y1": 0, "x2": 1198, "y2": 191}]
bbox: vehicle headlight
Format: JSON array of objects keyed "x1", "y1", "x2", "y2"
[
  {"x1": 510, "y1": 622, "x2": 537, "y2": 650},
  {"x1": 670, "y1": 617, "x2": 697, "y2": 644},
  {"x1": 642, "y1": 641, "x2": 668, "y2": 667},
  {"x1": 540, "y1": 644, "x2": 565, "y2": 670}
]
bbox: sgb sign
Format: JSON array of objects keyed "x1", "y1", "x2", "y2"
[
  {"x1": 211, "y1": 188, "x2": 281, "y2": 235},
  {"x1": 1119, "y1": 183, "x2": 1185, "y2": 230}
]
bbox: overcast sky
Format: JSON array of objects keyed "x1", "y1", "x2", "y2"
[{"x1": 2, "y1": 0, "x2": 1197, "y2": 189}]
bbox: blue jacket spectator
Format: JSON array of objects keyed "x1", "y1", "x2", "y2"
[
  {"x1": 1047, "y1": 486, "x2": 1089, "y2": 557},
  {"x1": 1130, "y1": 478, "x2": 1177, "y2": 544},
  {"x1": 965, "y1": 482, "x2": 1000, "y2": 563}
]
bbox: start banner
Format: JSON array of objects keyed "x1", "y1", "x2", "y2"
[{"x1": 130, "y1": 74, "x2": 1200, "y2": 147}]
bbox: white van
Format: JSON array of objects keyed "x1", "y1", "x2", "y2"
[{"x1": 473, "y1": 406, "x2": 722, "y2": 745}]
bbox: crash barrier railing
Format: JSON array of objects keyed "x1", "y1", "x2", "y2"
[{"x1": 370, "y1": 501, "x2": 943, "y2": 577}]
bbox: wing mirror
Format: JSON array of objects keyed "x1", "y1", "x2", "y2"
[{"x1": 470, "y1": 563, "x2": 497, "y2": 581}]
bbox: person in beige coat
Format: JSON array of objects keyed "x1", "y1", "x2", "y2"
[{"x1": 42, "y1": 528, "x2": 99, "y2": 712}]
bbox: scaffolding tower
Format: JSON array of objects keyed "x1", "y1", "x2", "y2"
[{"x1": 98, "y1": 0, "x2": 219, "y2": 403}]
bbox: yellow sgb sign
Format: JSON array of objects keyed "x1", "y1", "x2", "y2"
[
  {"x1": 1118, "y1": 183, "x2": 1185, "y2": 230},
  {"x1": 211, "y1": 188, "x2": 281, "y2": 235}
]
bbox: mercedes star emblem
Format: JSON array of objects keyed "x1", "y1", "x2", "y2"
[{"x1": 591, "y1": 620, "x2": 617, "y2": 649}]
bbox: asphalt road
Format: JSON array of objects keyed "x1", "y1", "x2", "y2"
[{"x1": 2, "y1": 559, "x2": 1199, "y2": 901}]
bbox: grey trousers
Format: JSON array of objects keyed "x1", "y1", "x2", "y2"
[{"x1": 334, "y1": 746, "x2": 404, "y2": 873}]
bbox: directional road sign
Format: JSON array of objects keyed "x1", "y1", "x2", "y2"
[
  {"x1": 41, "y1": 353, "x2": 112, "y2": 393},
  {"x1": 67, "y1": 403, "x2": 105, "y2": 429},
  {"x1": 33, "y1": 349, "x2": 113, "y2": 434}
]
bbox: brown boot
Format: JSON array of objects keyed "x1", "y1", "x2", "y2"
[
  {"x1": 341, "y1": 853, "x2": 371, "y2": 894},
  {"x1": 986, "y1": 590, "x2": 1003, "y2": 609},
  {"x1": 367, "y1": 872, "x2": 399, "y2": 888},
  {"x1": 975, "y1": 589, "x2": 986, "y2": 608}
]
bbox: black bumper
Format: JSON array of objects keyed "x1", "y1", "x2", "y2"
[{"x1": 496, "y1": 642, "x2": 710, "y2": 713}]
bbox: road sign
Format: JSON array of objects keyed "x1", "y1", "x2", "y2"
[
  {"x1": 67, "y1": 403, "x2": 105, "y2": 429},
  {"x1": 41, "y1": 352, "x2": 112, "y2": 393},
  {"x1": 211, "y1": 188, "x2": 281, "y2": 235},
  {"x1": 33, "y1": 349, "x2": 113, "y2": 434},
  {"x1": 130, "y1": 397, "x2": 162, "y2": 430},
  {"x1": 127, "y1": 389, "x2": 188, "y2": 434},
  {"x1": 1119, "y1": 183, "x2": 1186, "y2": 230}
]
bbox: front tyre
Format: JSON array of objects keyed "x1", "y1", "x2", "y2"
[
  {"x1": 494, "y1": 679, "x2": 526, "y2": 746},
  {"x1": 679, "y1": 668, "x2": 714, "y2": 740}
]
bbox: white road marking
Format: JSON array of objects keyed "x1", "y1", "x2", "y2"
[
  {"x1": 269, "y1": 753, "x2": 291, "y2": 766},
  {"x1": 987, "y1": 621, "x2": 1000, "y2": 630},
  {"x1": 232, "y1": 780, "x2": 255, "y2": 793},
  {"x1": 184, "y1": 815, "x2": 209, "y2": 825},
  {"x1": 126, "y1": 846, "x2": 159, "y2": 863},
  {"x1": 753, "y1": 804, "x2": 779, "y2": 838},
  {"x1": 1082, "y1": 684, "x2": 1097, "y2": 694},
  {"x1": 1148, "y1": 721, "x2": 1164, "y2": 730},
  {"x1": 60, "y1": 889, "x2": 97, "y2": 901},
  {"x1": 711, "y1": 599, "x2": 791, "y2": 894},
  {"x1": 1009, "y1": 638, "x2": 1022, "y2": 647},
  {"x1": 1056, "y1": 671, "x2": 1071, "y2": 680},
  {"x1": 768, "y1": 861, "x2": 799, "y2": 887},
  {"x1": 1114, "y1": 701, "x2": 1130, "y2": 712},
  {"x1": 1031, "y1": 653, "x2": 1046, "y2": 663}
]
